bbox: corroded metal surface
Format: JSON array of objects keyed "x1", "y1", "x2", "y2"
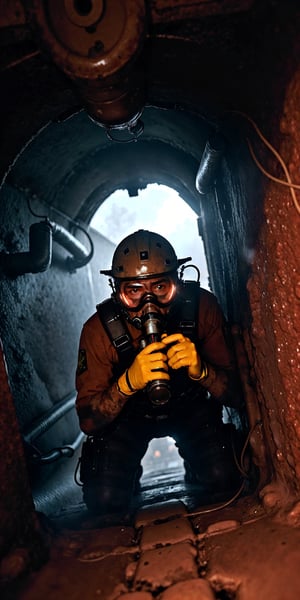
[
  {"x1": 23, "y1": 0, "x2": 147, "y2": 126},
  {"x1": 0, "y1": 338, "x2": 48, "y2": 583},
  {"x1": 149, "y1": 0, "x2": 255, "y2": 23},
  {"x1": 0, "y1": 338, "x2": 35, "y2": 546},
  {"x1": 246, "y1": 65, "x2": 300, "y2": 502},
  {"x1": 24, "y1": 0, "x2": 146, "y2": 79}
]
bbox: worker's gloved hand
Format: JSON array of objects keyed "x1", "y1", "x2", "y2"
[
  {"x1": 161, "y1": 333, "x2": 207, "y2": 381},
  {"x1": 118, "y1": 341, "x2": 169, "y2": 395}
]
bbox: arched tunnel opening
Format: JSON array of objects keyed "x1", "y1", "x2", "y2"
[
  {"x1": 1, "y1": 104, "x2": 256, "y2": 514},
  {"x1": 0, "y1": 1, "x2": 300, "y2": 598}
]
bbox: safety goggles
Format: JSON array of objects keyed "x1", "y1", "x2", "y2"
[{"x1": 118, "y1": 276, "x2": 177, "y2": 310}]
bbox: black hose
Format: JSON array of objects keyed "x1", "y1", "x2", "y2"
[
  {"x1": 23, "y1": 391, "x2": 85, "y2": 465},
  {"x1": 29, "y1": 431, "x2": 85, "y2": 464},
  {"x1": 23, "y1": 391, "x2": 77, "y2": 444}
]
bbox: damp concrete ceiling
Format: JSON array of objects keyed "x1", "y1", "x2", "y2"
[
  {"x1": 7, "y1": 106, "x2": 211, "y2": 223},
  {"x1": 1, "y1": 0, "x2": 298, "y2": 223}
]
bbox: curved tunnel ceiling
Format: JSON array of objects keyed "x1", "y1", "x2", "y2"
[{"x1": 6, "y1": 106, "x2": 213, "y2": 226}]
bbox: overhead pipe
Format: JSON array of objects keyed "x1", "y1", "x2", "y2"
[
  {"x1": 195, "y1": 133, "x2": 226, "y2": 194},
  {"x1": 24, "y1": 0, "x2": 147, "y2": 135},
  {"x1": 0, "y1": 219, "x2": 93, "y2": 276}
]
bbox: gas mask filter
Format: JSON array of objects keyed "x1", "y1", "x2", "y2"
[
  {"x1": 116, "y1": 277, "x2": 178, "y2": 406},
  {"x1": 138, "y1": 294, "x2": 171, "y2": 406}
]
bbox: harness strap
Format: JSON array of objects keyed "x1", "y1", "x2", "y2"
[
  {"x1": 167, "y1": 281, "x2": 199, "y2": 341},
  {"x1": 97, "y1": 283, "x2": 200, "y2": 362},
  {"x1": 179, "y1": 281, "x2": 199, "y2": 337},
  {"x1": 96, "y1": 298, "x2": 135, "y2": 364}
]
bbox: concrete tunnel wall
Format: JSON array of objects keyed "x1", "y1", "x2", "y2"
[
  {"x1": 0, "y1": 0, "x2": 300, "y2": 569},
  {"x1": 0, "y1": 184, "x2": 115, "y2": 442}
]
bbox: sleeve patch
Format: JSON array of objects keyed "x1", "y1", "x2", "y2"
[{"x1": 77, "y1": 348, "x2": 88, "y2": 375}]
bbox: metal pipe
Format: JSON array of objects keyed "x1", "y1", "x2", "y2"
[
  {"x1": 24, "y1": 0, "x2": 147, "y2": 130},
  {"x1": 0, "y1": 220, "x2": 52, "y2": 276},
  {"x1": 50, "y1": 221, "x2": 93, "y2": 270},
  {"x1": 195, "y1": 133, "x2": 225, "y2": 195},
  {"x1": 23, "y1": 391, "x2": 77, "y2": 443},
  {"x1": 0, "y1": 219, "x2": 93, "y2": 276}
]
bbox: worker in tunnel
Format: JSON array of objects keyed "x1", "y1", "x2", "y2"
[{"x1": 75, "y1": 229, "x2": 244, "y2": 516}]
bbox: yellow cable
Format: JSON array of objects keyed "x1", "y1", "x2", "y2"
[
  {"x1": 229, "y1": 110, "x2": 300, "y2": 215},
  {"x1": 182, "y1": 420, "x2": 258, "y2": 518},
  {"x1": 247, "y1": 140, "x2": 300, "y2": 191},
  {"x1": 185, "y1": 480, "x2": 246, "y2": 518}
]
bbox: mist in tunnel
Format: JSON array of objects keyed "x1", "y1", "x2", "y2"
[{"x1": 90, "y1": 183, "x2": 210, "y2": 291}]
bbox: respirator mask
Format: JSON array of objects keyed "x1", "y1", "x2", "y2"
[
  {"x1": 138, "y1": 293, "x2": 170, "y2": 406},
  {"x1": 118, "y1": 277, "x2": 178, "y2": 406}
]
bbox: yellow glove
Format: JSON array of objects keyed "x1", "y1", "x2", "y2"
[
  {"x1": 118, "y1": 341, "x2": 169, "y2": 395},
  {"x1": 161, "y1": 333, "x2": 208, "y2": 381}
]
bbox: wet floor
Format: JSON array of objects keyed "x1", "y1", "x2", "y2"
[{"x1": 4, "y1": 456, "x2": 300, "y2": 600}]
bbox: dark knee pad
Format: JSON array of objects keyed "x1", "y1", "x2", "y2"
[
  {"x1": 78, "y1": 421, "x2": 150, "y2": 513},
  {"x1": 84, "y1": 464, "x2": 143, "y2": 513},
  {"x1": 181, "y1": 424, "x2": 242, "y2": 492},
  {"x1": 83, "y1": 481, "x2": 133, "y2": 515},
  {"x1": 79, "y1": 431, "x2": 146, "y2": 482},
  {"x1": 79, "y1": 434, "x2": 143, "y2": 513},
  {"x1": 83, "y1": 467, "x2": 138, "y2": 514}
]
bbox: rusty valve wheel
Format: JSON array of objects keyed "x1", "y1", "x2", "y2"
[
  {"x1": 24, "y1": 0, "x2": 146, "y2": 79},
  {"x1": 24, "y1": 0, "x2": 147, "y2": 128}
]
